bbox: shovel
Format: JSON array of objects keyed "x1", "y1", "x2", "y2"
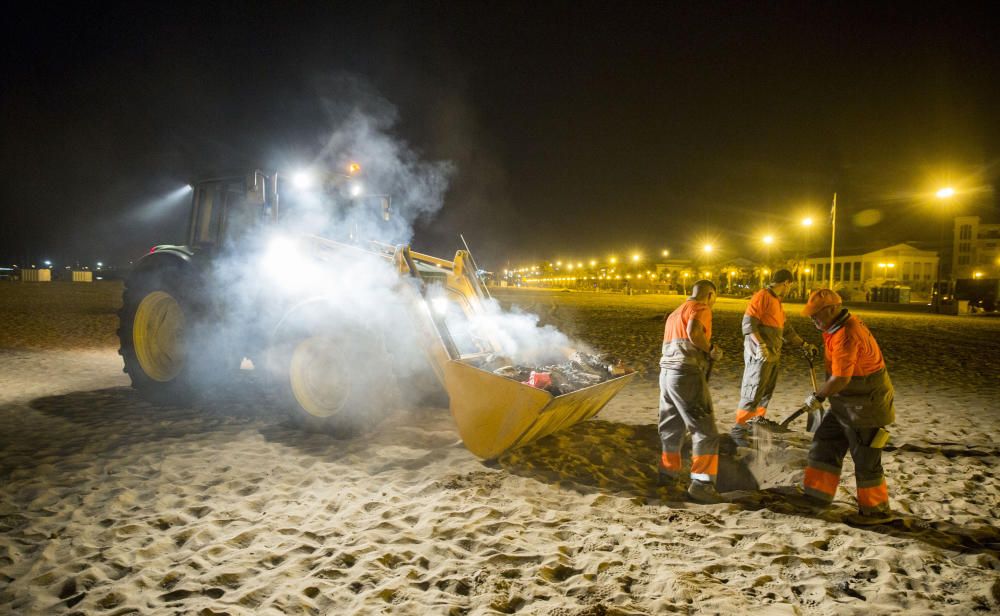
[{"x1": 779, "y1": 355, "x2": 824, "y2": 433}]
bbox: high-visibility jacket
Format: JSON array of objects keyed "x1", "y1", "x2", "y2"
[
  {"x1": 822, "y1": 310, "x2": 895, "y2": 427},
  {"x1": 741, "y1": 287, "x2": 797, "y2": 353},
  {"x1": 660, "y1": 299, "x2": 712, "y2": 372}
]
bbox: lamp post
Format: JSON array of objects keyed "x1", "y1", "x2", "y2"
[
  {"x1": 800, "y1": 217, "x2": 813, "y2": 297},
  {"x1": 934, "y1": 187, "x2": 955, "y2": 305}
]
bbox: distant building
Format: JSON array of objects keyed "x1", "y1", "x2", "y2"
[
  {"x1": 952, "y1": 216, "x2": 1000, "y2": 280},
  {"x1": 801, "y1": 242, "x2": 939, "y2": 299}
]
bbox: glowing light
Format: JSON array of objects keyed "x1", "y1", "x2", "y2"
[
  {"x1": 589, "y1": 260, "x2": 597, "y2": 267},
  {"x1": 577, "y1": 262, "x2": 583, "y2": 268},
  {"x1": 801, "y1": 217, "x2": 813, "y2": 227},
  {"x1": 44, "y1": 260, "x2": 51, "y2": 267},
  {"x1": 348, "y1": 162, "x2": 362, "y2": 175},
  {"x1": 703, "y1": 244, "x2": 713, "y2": 254},
  {"x1": 610, "y1": 257, "x2": 618, "y2": 264},
  {"x1": 662, "y1": 249, "x2": 669, "y2": 257},
  {"x1": 804, "y1": 268, "x2": 812, "y2": 274},
  {"x1": 432, "y1": 297, "x2": 450, "y2": 315},
  {"x1": 632, "y1": 254, "x2": 640, "y2": 262},
  {"x1": 936, "y1": 187, "x2": 955, "y2": 199},
  {"x1": 567, "y1": 263, "x2": 574, "y2": 271},
  {"x1": 762, "y1": 235, "x2": 774, "y2": 245},
  {"x1": 974, "y1": 271, "x2": 984, "y2": 279},
  {"x1": 556, "y1": 260, "x2": 562, "y2": 267},
  {"x1": 349, "y1": 182, "x2": 364, "y2": 197},
  {"x1": 292, "y1": 170, "x2": 314, "y2": 190}
]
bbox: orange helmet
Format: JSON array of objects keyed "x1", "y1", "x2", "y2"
[{"x1": 802, "y1": 289, "x2": 843, "y2": 317}]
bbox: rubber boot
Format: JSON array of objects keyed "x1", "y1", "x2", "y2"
[
  {"x1": 688, "y1": 480, "x2": 726, "y2": 504},
  {"x1": 844, "y1": 510, "x2": 896, "y2": 526}
]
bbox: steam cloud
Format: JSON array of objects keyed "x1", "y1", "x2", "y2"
[{"x1": 176, "y1": 79, "x2": 593, "y2": 428}]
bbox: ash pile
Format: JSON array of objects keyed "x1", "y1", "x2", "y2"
[{"x1": 474, "y1": 351, "x2": 631, "y2": 396}]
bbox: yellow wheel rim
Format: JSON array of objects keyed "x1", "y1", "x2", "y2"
[
  {"x1": 289, "y1": 337, "x2": 350, "y2": 418},
  {"x1": 133, "y1": 291, "x2": 185, "y2": 382}
]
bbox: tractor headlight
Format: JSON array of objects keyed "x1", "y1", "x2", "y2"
[{"x1": 262, "y1": 236, "x2": 315, "y2": 289}]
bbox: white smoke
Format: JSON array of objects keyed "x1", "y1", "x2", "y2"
[{"x1": 169, "y1": 80, "x2": 596, "y2": 431}]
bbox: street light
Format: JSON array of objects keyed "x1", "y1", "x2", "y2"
[
  {"x1": 801, "y1": 217, "x2": 813, "y2": 227},
  {"x1": 762, "y1": 235, "x2": 774, "y2": 245},
  {"x1": 703, "y1": 243, "x2": 713, "y2": 254},
  {"x1": 936, "y1": 187, "x2": 955, "y2": 199},
  {"x1": 661, "y1": 249, "x2": 670, "y2": 257}
]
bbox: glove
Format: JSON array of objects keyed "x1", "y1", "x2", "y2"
[
  {"x1": 756, "y1": 342, "x2": 775, "y2": 363},
  {"x1": 804, "y1": 393, "x2": 825, "y2": 412},
  {"x1": 709, "y1": 344, "x2": 723, "y2": 362},
  {"x1": 801, "y1": 342, "x2": 819, "y2": 360}
]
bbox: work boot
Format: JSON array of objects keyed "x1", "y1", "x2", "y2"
[
  {"x1": 687, "y1": 480, "x2": 726, "y2": 504},
  {"x1": 778, "y1": 486, "x2": 829, "y2": 513},
  {"x1": 657, "y1": 469, "x2": 681, "y2": 487},
  {"x1": 730, "y1": 423, "x2": 750, "y2": 448},
  {"x1": 844, "y1": 510, "x2": 897, "y2": 526}
]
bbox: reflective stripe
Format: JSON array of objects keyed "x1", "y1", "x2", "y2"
[
  {"x1": 691, "y1": 454, "x2": 718, "y2": 478},
  {"x1": 691, "y1": 472, "x2": 713, "y2": 483},
  {"x1": 857, "y1": 479, "x2": 889, "y2": 509},
  {"x1": 660, "y1": 450, "x2": 682, "y2": 472},
  {"x1": 804, "y1": 466, "x2": 840, "y2": 498},
  {"x1": 735, "y1": 407, "x2": 766, "y2": 425}
]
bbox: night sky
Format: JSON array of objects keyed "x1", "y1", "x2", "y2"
[{"x1": 3, "y1": 2, "x2": 998, "y2": 269}]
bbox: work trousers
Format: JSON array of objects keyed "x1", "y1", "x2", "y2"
[
  {"x1": 735, "y1": 336, "x2": 781, "y2": 424},
  {"x1": 658, "y1": 367, "x2": 720, "y2": 484},
  {"x1": 803, "y1": 411, "x2": 890, "y2": 515}
]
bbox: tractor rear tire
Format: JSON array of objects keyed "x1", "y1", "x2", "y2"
[{"x1": 117, "y1": 264, "x2": 197, "y2": 405}]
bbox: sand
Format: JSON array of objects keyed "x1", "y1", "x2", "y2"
[{"x1": 1, "y1": 282, "x2": 999, "y2": 614}]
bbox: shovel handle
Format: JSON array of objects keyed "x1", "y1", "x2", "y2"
[
  {"x1": 807, "y1": 356, "x2": 818, "y2": 392},
  {"x1": 780, "y1": 404, "x2": 808, "y2": 428}
]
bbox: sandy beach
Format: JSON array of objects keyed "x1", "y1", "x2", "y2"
[{"x1": 1, "y1": 282, "x2": 999, "y2": 615}]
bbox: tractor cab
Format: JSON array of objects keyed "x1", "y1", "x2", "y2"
[{"x1": 186, "y1": 165, "x2": 392, "y2": 251}]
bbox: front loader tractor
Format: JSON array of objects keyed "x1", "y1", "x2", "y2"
[{"x1": 118, "y1": 166, "x2": 634, "y2": 458}]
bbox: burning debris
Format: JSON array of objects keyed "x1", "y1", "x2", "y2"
[{"x1": 474, "y1": 351, "x2": 632, "y2": 396}]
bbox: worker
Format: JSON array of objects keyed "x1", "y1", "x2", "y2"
[
  {"x1": 731, "y1": 269, "x2": 818, "y2": 446},
  {"x1": 798, "y1": 289, "x2": 896, "y2": 525},
  {"x1": 658, "y1": 279, "x2": 726, "y2": 503}
]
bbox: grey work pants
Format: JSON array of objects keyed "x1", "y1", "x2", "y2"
[
  {"x1": 658, "y1": 367, "x2": 720, "y2": 483},
  {"x1": 737, "y1": 336, "x2": 781, "y2": 416},
  {"x1": 804, "y1": 411, "x2": 890, "y2": 515}
]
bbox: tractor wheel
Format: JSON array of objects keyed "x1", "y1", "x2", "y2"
[
  {"x1": 117, "y1": 265, "x2": 197, "y2": 404},
  {"x1": 269, "y1": 328, "x2": 400, "y2": 435}
]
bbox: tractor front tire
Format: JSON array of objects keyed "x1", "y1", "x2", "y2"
[{"x1": 269, "y1": 329, "x2": 400, "y2": 436}]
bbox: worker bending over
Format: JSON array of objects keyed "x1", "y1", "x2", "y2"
[
  {"x1": 799, "y1": 289, "x2": 896, "y2": 525},
  {"x1": 731, "y1": 269, "x2": 818, "y2": 446},
  {"x1": 658, "y1": 280, "x2": 726, "y2": 504}
]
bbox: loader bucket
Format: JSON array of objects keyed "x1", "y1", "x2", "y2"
[{"x1": 443, "y1": 359, "x2": 636, "y2": 459}]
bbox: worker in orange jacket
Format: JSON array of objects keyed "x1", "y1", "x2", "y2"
[
  {"x1": 658, "y1": 280, "x2": 726, "y2": 504},
  {"x1": 731, "y1": 269, "x2": 818, "y2": 446},
  {"x1": 798, "y1": 289, "x2": 896, "y2": 525}
]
